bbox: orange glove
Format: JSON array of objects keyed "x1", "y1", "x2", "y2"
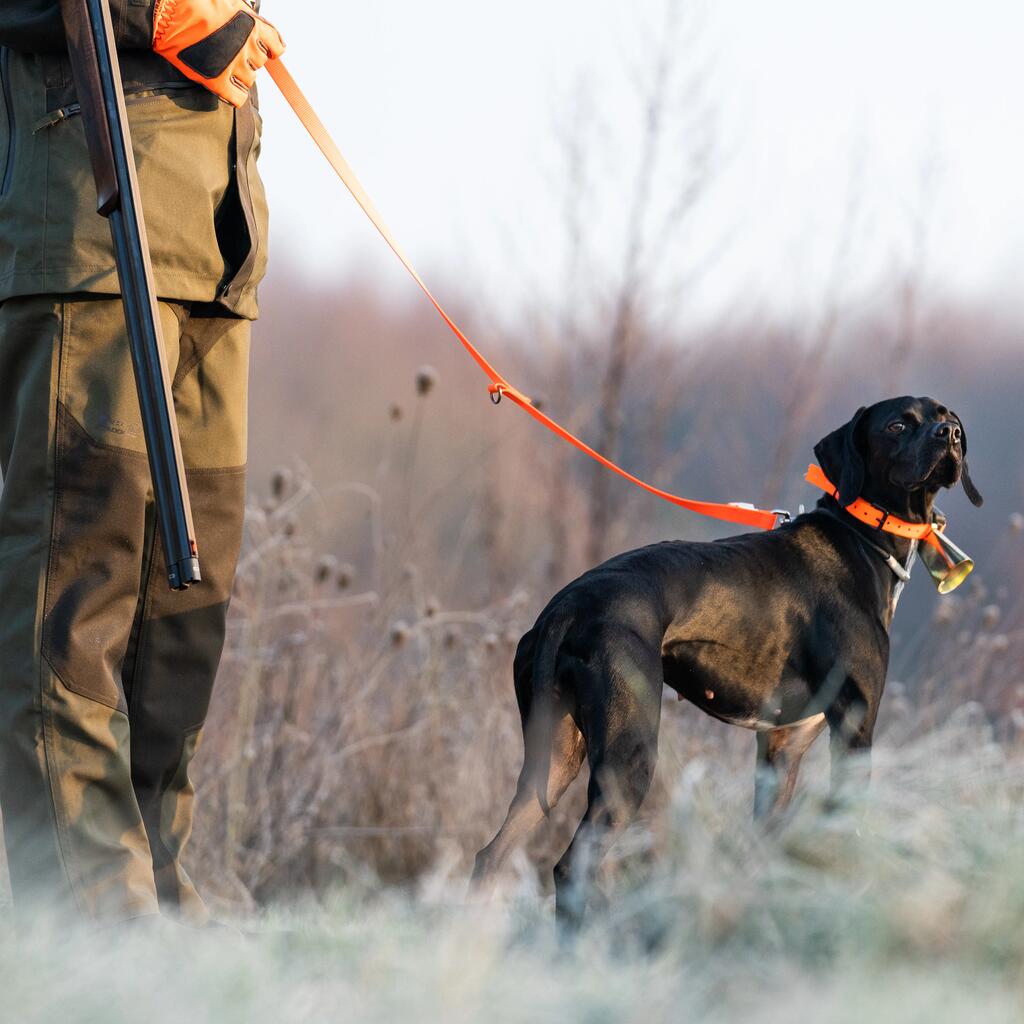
[{"x1": 152, "y1": 0, "x2": 285, "y2": 108}]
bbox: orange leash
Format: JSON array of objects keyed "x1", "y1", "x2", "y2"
[{"x1": 266, "y1": 59, "x2": 782, "y2": 532}]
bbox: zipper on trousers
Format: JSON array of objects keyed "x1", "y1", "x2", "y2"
[{"x1": 0, "y1": 48, "x2": 14, "y2": 197}]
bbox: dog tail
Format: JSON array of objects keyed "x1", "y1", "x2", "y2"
[{"x1": 520, "y1": 611, "x2": 572, "y2": 815}]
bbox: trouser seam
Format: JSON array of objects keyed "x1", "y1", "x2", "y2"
[
  {"x1": 128, "y1": 548, "x2": 180, "y2": 884},
  {"x1": 125, "y1": 513, "x2": 161, "y2": 717},
  {"x1": 150, "y1": 728, "x2": 197, "y2": 897},
  {"x1": 39, "y1": 300, "x2": 88, "y2": 917},
  {"x1": 183, "y1": 463, "x2": 247, "y2": 476}
]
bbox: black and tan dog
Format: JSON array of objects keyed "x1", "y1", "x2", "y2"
[{"x1": 472, "y1": 396, "x2": 982, "y2": 925}]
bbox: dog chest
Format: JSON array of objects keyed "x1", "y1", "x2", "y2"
[{"x1": 661, "y1": 635, "x2": 818, "y2": 731}]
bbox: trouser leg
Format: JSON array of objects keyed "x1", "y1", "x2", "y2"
[
  {"x1": 122, "y1": 312, "x2": 249, "y2": 925},
  {"x1": 0, "y1": 296, "x2": 189, "y2": 924},
  {"x1": 0, "y1": 297, "x2": 249, "y2": 926}
]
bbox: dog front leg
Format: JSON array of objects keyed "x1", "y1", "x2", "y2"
[
  {"x1": 753, "y1": 714, "x2": 827, "y2": 822},
  {"x1": 826, "y1": 694, "x2": 879, "y2": 808}
]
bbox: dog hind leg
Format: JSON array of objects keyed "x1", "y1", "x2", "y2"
[
  {"x1": 553, "y1": 632, "x2": 662, "y2": 930},
  {"x1": 471, "y1": 706, "x2": 585, "y2": 890}
]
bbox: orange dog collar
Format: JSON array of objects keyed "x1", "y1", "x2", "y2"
[{"x1": 804, "y1": 463, "x2": 942, "y2": 550}]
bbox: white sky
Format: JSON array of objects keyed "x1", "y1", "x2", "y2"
[{"x1": 256, "y1": 1, "x2": 1024, "y2": 324}]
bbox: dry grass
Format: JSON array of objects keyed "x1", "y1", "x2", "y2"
[
  {"x1": 1, "y1": 286, "x2": 1022, "y2": 1020},
  {"x1": 186, "y1": 319, "x2": 1024, "y2": 913},
  {"x1": 3, "y1": 717, "x2": 1024, "y2": 1024}
]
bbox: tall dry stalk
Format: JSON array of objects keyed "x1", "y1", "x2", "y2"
[
  {"x1": 760, "y1": 153, "x2": 865, "y2": 507},
  {"x1": 585, "y1": 0, "x2": 720, "y2": 563}
]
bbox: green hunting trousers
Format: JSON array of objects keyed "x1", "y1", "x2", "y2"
[{"x1": 0, "y1": 294, "x2": 249, "y2": 927}]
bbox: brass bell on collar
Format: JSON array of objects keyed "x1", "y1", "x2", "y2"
[{"x1": 921, "y1": 509, "x2": 974, "y2": 594}]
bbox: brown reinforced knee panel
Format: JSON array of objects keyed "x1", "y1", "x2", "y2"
[
  {"x1": 43, "y1": 403, "x2": 149, "y2": 712},
  {"x1": 125, "y1": 465, "x2": 246, "y2": 920}
]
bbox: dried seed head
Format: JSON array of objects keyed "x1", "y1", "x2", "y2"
[
  {"x1": 981, "y1": 604, "x2": 1001, "y2": 630},
  {"x1": 482, "y1": 632, "x2": 499, "y2": 651},
  {"x1": 531, "y1": 393, "x2": 546, "y2": 412},
  {"x1": 391, "y1": 621, "x2": 411, "y2": 647},
  {"x1": 443, "y1": 629, "x2": 459, "y2": 649},
  {"x1": 336, "y1": 562, "x2": 356, "y2": 590},
  {"x1": 415, "y1": 365, "x2": 439, "y2": 396},
  {"x1": 991, "y1": 634, "x2": 1009, "y2": 653},
  {"x1": 271, "y1": 466, "x2": 292, "y2": 500},
  {"x1": 315, "y1": 554, "x2": 338, "y2": 585},
  {"x1": 389, "y1": 403, "x2": 404, "y2": 422},
  {"x1": 424, "y1": 597, "x2": 440, "y2": 618},
  {"x1": 1010, "y1": 512, "x2": 1024, "y2": 533},
  {"x1": 933, "y1": 600, "x2": 957, "y2": 627},
  {"x1": 282, "y1": 515, "x2": 298, "y2": 538}
]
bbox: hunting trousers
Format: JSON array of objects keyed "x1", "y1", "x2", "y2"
[{"x1": 0, "y1": 294, "x2": 249, "y2": 926}]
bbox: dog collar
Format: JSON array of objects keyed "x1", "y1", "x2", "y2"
[{"x1": 804, "y1": 464, "x2": 940, "y2": 548}]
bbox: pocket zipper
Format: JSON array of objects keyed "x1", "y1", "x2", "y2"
[
  {"x1": 33, "y1": 103, "x2": 81, "y2": 134},
  {"x1": 33, "y1": 81, "x2": 201, "y2": 136}
]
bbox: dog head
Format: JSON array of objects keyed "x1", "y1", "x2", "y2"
[{"x1": 814, "y1": 396, "x2": 983, "y2": 518}]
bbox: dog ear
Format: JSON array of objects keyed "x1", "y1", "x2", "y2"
[
  {"x1": 950, "y1": 410, "x2": 983, "y2": 507},
  {"x1": 814, "y1": 406, "x2": 868, "y2": 507}
]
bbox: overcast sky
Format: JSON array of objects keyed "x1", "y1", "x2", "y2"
[{"x1": 256, "y1": 1, "x2": 1024, "y2": 325}]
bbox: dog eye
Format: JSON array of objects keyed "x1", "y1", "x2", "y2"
[{"x1": 886, "y1": 421, "x2": 906, "y2": 434}]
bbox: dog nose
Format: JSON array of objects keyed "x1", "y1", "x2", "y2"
[{"x1": 933, "y1": 421, "x2": 961, "y2": 445}]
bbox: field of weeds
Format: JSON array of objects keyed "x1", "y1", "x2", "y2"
[
  {"x1": 1, "y1": 1, "x2": 1022, "y2": 1012},
  {"x1": 3, "y1": 718, "x2": 1024, "y2": 1024},
  {"x1": 181, "y1": 287, "x2": 1024, "y2": 914},
  {"x1": 1, "y1": 285, "x2": 1022, "y2": 1020}
]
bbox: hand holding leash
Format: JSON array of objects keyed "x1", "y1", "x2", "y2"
[{"x1": 153, "y1": 0, "x2": 285, "y2": 107}]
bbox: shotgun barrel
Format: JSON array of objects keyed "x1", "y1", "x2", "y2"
[{"x1": 59, "y1": 0, "x2": 201, "y2": 590}]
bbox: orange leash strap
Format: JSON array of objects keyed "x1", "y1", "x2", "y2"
[{"x1": 266, "y1": 59, "x2": 781, "y2": 532}]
